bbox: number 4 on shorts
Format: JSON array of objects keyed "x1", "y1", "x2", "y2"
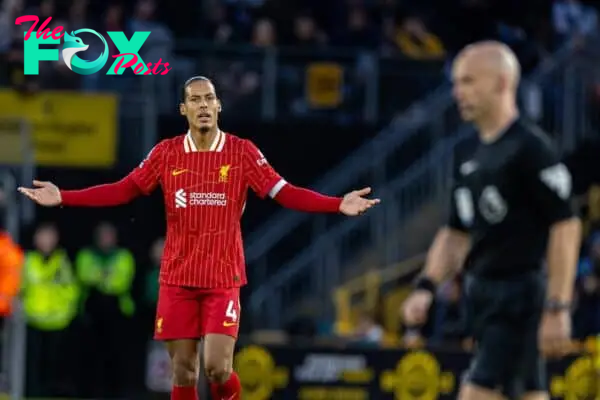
[{"x1": 225, "y1": 300, "x2": 238, "y2": 322}]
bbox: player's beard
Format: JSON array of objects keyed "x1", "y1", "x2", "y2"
[{"x1": 199, "y1": 126, "x2": 210, "y2": 134}]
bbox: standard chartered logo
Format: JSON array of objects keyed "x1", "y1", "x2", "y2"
[
  {"x1": 175, "y1": 189, "x2": 187, "y2": 208},
  {"x1": 175, "y1": 189, "x2": 227, "y2": 208}
]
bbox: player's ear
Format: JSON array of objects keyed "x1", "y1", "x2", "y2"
[
  {"x1": 217, "y1": 100, "x2": 222, "y2": 113},
  {"x1": 179, "y1": 103, "x2": 186, "y2": 116}
]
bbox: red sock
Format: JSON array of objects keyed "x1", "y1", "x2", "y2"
[
  {"x1": 210, "y1": 372, "x2": 241, "y2": 400},
  {"x1": 171, "y1": 385, "x2": 198, "y2": 400}
]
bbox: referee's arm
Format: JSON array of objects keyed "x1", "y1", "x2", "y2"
[
  {"x1": 524, "y1": 138, "x2": 582, "y2": 305},
  {"x1": 421, "y1": 195, "x2": 471, "y2": 284}
]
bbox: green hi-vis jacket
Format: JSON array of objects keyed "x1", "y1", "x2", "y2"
[
  {"x1": 75, "y1": 248, "x2": 136, "y2": 316},
  {"x1": 22, "y1": 250, "x2": 79, "y2": 331}
]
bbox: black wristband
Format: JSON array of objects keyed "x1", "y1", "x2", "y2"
[{"x1": 414, "y1": 276, "x2": 437, "y2": 294}]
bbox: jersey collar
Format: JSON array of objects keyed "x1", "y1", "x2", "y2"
[{"x1": 184, "y1": 130, "x2": 226, "y2": 153}]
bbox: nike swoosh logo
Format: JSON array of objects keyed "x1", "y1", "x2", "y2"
[
  {"x1": 223, "y1": 322, "x2": 238, "y2": 327},
  {"x1": 172, "y1": 169, "x2": 188, "y2": 176}
]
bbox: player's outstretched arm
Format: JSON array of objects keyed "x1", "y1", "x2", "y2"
[
  {"x1": 18, "y1": 176, "x2": 142, "y2": 207},
  {"x1": 273, "y1": 184, "x2": 380, "y2": 215},
  {"x1": 242, "y1": 139, "x2": 379, "y2": 215}
]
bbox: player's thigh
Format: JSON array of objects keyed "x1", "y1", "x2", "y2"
[
  {"x1": 155, "y1": 284, "x2": 204, "y2": 341},
  {"x1": 201, "y1": 288, "x2": 240, "y2": 375}
]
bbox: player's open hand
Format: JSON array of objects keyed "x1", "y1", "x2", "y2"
[
  {"x1": 402, "y1": 290, "x2": 434, "y2": 327},
  {"x1": 339, "y1": 187, "x2": 380, "y2": 216},
  {"x1": 538, "y1": 311, "x2": 572, "y2": 359},
  {"x1": 17, "y1": 180, "x2": 62, "y2": 207}
]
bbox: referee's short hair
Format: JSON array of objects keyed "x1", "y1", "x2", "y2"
[{"x1": 180, "y1": 76, "x2": 213, "y2": 103}]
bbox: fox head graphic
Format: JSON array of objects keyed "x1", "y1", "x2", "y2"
[
  {"x1": 62, "y1": 32, "x2": 89, "y2": 71},
  {"x1": 60, "y1": 29, "x2": 109, "y2": 75}
]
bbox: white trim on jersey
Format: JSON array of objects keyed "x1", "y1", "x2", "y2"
[
  {"x1": 214, "y1": 131, "x2": 226, "y2": 152},
  {"x1": 184, "y1": 130, "x2": 226, "y2": 153},
  {"x1": 268, "y1": 179, "x2": 287, "y2": 198}
]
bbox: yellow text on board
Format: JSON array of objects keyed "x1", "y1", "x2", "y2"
[{"x1": 0, "y1": 90, "x2": 117, "y2": 168}]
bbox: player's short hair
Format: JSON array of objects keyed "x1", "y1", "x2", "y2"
[{"x1": 180, "y1": 76, "x2": 213, "y2": 102}]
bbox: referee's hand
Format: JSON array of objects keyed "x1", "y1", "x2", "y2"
[
  {"x1": 538, "y1": 311, "x2": 572, "y2": 359},
  {"x1": 402, "y1": 290, "x2": 434, "y2": 326}
]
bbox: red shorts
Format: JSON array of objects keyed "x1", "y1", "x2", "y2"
[{"x1": 154, "y1": 285, "x2": 241, "y2": 340}]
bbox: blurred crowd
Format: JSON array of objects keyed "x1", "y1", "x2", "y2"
[
  {"x1": 1, "y1": 0, "x2": 598, "y2": 117},
  {"x1": 12, "y1": 221, "x2": 165, "y2": 398}
]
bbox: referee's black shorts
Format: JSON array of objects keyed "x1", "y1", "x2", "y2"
[{"x1": 463, "y1": 271, "x2": 546, "y2": 399}]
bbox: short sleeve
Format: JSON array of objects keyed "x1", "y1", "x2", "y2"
[
  {"x1": 447, "y1": 185, "x2": 471, "y2": 233},
  {"x1": 242, "y1": 140, "x2": 286, "y2": 199},
  {"x1": 521, "y1": 135, "x2": 574, "y2": 224},
  {"x1": 129, "y1": 141, "x2": 166, "y2": 194}
]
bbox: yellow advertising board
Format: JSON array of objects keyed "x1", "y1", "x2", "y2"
[
  {"x1": 0, "y1": 90, "x2": 117, "y2": 167},
  {"x1": 305, "y1": 63, "x2": 344, "y2": 108}
]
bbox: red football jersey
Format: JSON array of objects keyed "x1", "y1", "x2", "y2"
[{"x1": 129, "y1": 131, "x2": 286, "y2": 288}]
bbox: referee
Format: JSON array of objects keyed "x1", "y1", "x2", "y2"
[{"x1": 402, "y1": 41, "x2": 582, "y2": 400}]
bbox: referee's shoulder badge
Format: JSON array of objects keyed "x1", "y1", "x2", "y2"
[{"x1": 539, "y1": 163, "x2": 571, "y2": 200}]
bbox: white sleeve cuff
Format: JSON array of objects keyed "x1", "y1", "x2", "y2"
[{"x1": 268, "y1": 179, "x2": 287, "y2": 198}]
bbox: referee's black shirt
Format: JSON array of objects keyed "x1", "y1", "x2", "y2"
[{"x1": 448, "y1": 118, "x2": 575, "y2": 278}]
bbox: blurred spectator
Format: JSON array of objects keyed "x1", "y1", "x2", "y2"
[
  {"x1": 202, "y1": 4, "x2": 234, "y2": 43},
  {"x1": 22, "y1": 223, "x2": 78, "y2": 397},
  {"x1": 552, "y1": 0, "x2": 598, "y2": 46},
  {"x1": 336, "y1": 7, "x2": 379, "y2": 49},
  {"x1": 68, "y1": 0, "x2": 89, "y2": 31},
  {"x1": 0, "y1": 231, "x2": 23, "y2": 317},
  {"x1": 574, "y1": 231, "x2": 600, "y2": 338},
  {"x1": 394, "y1": 15, "x2": 445, "y2": 59},
  {"x1": 100, "y1": 4, "x2": 129, "y2": 58},
  {"x1": 0, "y1": 0, "x2": 23, "y2": 53},
  {"x1": 38, "y1": 0, "x2": 54, "y2": 21},
  {"x1": 129, "y1": 0, "x2": 174, "y2": 109},
  {"x1": 75, "y1": 222, "x2": 135, "y2": 398},
  {"x1": 252, "y1": 17, "x2": 276, "y2": 47},
  {"x1": 129, "y1": 0, "x2": 174, "y2": 59},
  {"x1": 348, "y1": 308, "x2": 384, "y2": 347},
  {"x1": 291, "y1": 13, "x2": 325, "y2": 47}
]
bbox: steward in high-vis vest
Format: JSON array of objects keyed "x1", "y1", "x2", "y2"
[
  {"x1": 75, "y1": 222, "x2": 135, "y2": 398},
  {"x1": 23, "y1": 247, "x2": 79, "y2": 331},
  {"x1": 75, "y1": 223, "x2": 136, "y2": 319},
  {"x1": 0, "y1": 232, "x2": 23, "y2": 317},
  {"x1": 22, "y1": 223, "x2": 78, "y2": 397}
]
